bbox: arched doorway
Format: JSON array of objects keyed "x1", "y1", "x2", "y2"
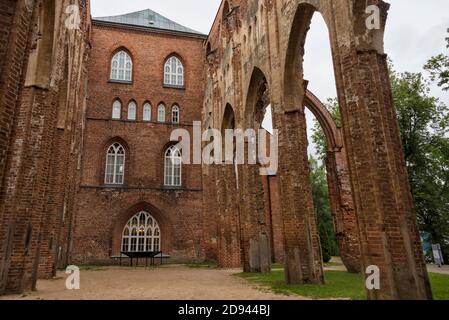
[
  {"x1": 121, "y1": 211, "x2": 161, "y2": 253},
  {"x1": 112, "y1": 202, "x2": 170, "y2": 257}
]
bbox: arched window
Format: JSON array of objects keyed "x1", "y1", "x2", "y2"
[
  {"x1": 157, "y1": 104, "x2": 166, "y2": 122},
  {"x1": 112, "y1": 100, "x2": 121, "y2": 119},
  {"x1": 110, "y1": 50, "x2": 132, "y2": 81},
  {"x1": 128, "y1": 101, "x2": 136, "y2": 121},
  {"x1": 172, "y1": 105, "x2": 180, "y2": 124},
  {"x1": 164, "y1": 56, "x2": 184, "y2": 86},
  {"x1": 121, "y1": 211, "x2": 161, "y2": 252},
  {"x1": 164, "y1": 145, "x2": 182, "y2": 187},
  {"x1": 143, "y1": 103, "x2": 151, "y2": 121},
  {"x1": 105, "y1": 142, "x2": 125, "y2": 185}
]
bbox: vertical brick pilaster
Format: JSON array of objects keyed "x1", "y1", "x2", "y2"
[
  {"x1": 277, "y1": 109, "x2": 324, "y2": 284},
  {"x1": 216, "y1": 164, "x2": 241, "y2": 268},
  {"x1": 238, "y1": 162, "x2": 271, "y2": 273},
  {"x1": 338, "y1": 50, "x2": 432, "y2": 299},
  {"x1": 325, "y1": 150, "x2": 361, "y2": 273},
  {"x1": 201, "y1": 164, "x2": 219, "y2": 262}
]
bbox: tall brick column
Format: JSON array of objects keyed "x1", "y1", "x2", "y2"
[
  {"x1": 336, "y1": 49, "x2": 432, "y2": 299},
  {"x1": 216, "y1": 164, "x2": 241, "y2": 268},
  {"x1": 325, "y1": 150, "x2": 361, "y2": 273},
  {"x1": 275, "y1": 109, "x2": 324, "y2": 284},
  {"x1": 238, "y1": 162, "x2": 271, "y2": 273},
  {"x1": 318, "y1": 0, "x2": 433, "y2": 299},
  {"x1": 201, "y1": 164, "x2": 219, "y2": 262}
]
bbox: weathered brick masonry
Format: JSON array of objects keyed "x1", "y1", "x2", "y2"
[
  {"x1": 0, "y1": 0, "x2": 434, "y2": 300},
  {"x1": 203, "y1": 0, "x2": 432, "y2": 299},
  {"x1": 71, "y1": 18, "x2": 207, "y2": 264},
  {"x1": 0, "y1": 0, "x2": 90, "y2": 293}
]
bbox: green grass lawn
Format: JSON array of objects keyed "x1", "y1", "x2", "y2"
[
  {"x1": 429, "y1": 273, "x2": 449, "y2": 300},
  {"x1": 237, "y1": 269, "x2": 449, "y2": 300}
]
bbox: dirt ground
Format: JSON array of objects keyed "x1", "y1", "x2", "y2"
[{"x1": 0, "y1": 265, "x2": 305, "y2": 300}]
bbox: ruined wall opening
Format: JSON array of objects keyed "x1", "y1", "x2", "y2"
[
  {"x1": 284, "y1": 4, "x2": 361, "y2": 273},
  {"x1": 302, "y1": 10, "x2": 339, "y2": 266},
  {"x1": 217, "y1": 103, "x2": 242, "y2": 268},
  {"x1": 239, "y1": 67, "x2": 273, "y2": 272},
  {"x1": 277, "y1": 3, "x2": 336, "y2": 284}
]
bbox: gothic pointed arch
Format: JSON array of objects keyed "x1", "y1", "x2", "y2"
[{"x1": 112, "y1": 202, "x2": 171, "y2": 256}]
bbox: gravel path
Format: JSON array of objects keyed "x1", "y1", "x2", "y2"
[
  {"x1": 427, "y1": 264, "x2": 449, "y2": 275},
  {"x1": 0, "y1": 265, "x2": 306, "y2": 300}
]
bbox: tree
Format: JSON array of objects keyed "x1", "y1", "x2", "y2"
[
  {"x1": 309, "y1": 99, "x2": 341, "y2": 263},
  {"x1": 309, "y1": 156, "x2": 339, "y2": 263},
  {"x1": 424, "y1": 28, "x2": 449, "y2": 91},
  {"x1": 391, "y1": 69, "x2": 449, "y2": 261},
  {"x1": 310, "y1": 66, "x2": 449, "y2": 263}
]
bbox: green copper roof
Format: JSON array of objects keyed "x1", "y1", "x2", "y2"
[{"x1": 93, "y1": 9, "x2": 204, "y2": 36}]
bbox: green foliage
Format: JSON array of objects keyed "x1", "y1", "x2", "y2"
[
  {"x1": 308, "y1": 98, "x2": 341, "y2": 263},
  {"x1": 309, "y1": 157, "x2": 339, "y2": 262},
  {"x1": 310, "y1": 59, "x2": 449, "y2": 263},
  {"x1": 424, "y1": 28, "x2": 449, "y2": 91},
  {"x1": 390, "y1": 69, "x2": 449, "y2": 261},
  {"x1": 237, "y1": 270, "x2": 449, "y2": 300}
]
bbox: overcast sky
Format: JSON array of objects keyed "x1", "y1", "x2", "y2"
[{"x1": 91, "y1": 0, "x2": 449, "y2": 156}]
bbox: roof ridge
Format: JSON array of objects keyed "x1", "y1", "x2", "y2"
[{"x1": 93, "y1": 8, "x2": 205, "y2": 36}]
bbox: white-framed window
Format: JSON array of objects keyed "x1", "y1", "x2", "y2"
[
  {"x1": 110, "y1": 50, "x2": 133, "y2": 82},
  {"x1": 105, "y1": 142, "x2": 125, "y2": 185},
  {"x1": 164, "y1": 56, "x2": 184, "y2": 87},
  {"x1": 128, "y1": 101, "x2": 137, "y2": 121},
  {"x1": 172, "y1": 105, "x2": 180, "y2": 124},
  {"x1": 121, "y1": 211, "x2": 161, "y2": 253},
  {"x1": 143, "y1": 103, "x2": 151, "y2": 121},
  {"x1": 157, "y1": 104, "x2": 166, "y2": 122},
  {"x1": 112, "y1": 100, "x2": 121, "y2": 119},
  {"x1": 164, "y1": 145, "x2": 182, "y2": 187}
]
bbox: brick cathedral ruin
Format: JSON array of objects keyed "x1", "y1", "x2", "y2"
[{"x1": 0, "y1": 0, "x2": 433, "y2": 299}]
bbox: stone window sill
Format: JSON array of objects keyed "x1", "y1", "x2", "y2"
[
  {"x1": 108, "y1": 79, "x2": 133, "y2": 85},
  {"x1": 163, "y1": 84, "x2": 185, "y2": 90}
]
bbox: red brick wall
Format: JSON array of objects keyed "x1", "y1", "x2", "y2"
[
  {"x1": 0, "y1": 0, "x2": 25, "y2": 192},
  {"x1": 267, "y1": 176, "x2": 284, "y2": 263},
  {"x1": 0, "y1": 0, "x2": 16, "y2": 76},
  {"x1": 72, "y1": 23, "x2": 206, "y2": 264},
  {"x1": 0, "y1": 0, "x2": 91, "y2": 294},
  {"x1": 0, "y1": 0, "x2": 37, "y2": 294}
]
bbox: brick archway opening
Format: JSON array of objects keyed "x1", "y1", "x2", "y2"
[
  {"x1": 112, "y1": 202, "x2": 171, "y2": 257},
  {"x1": 279, "y1": 2, "x2": 326, "y2": 285},
  {"x1": 237, "y1": 67, "x2": 272, "y2": 273},
  {"x1": 304, "y1": 90, "x2": 361, "y2": 273},
  {"x1": 215, "y1": 104, "x2": 242, "y2": 268}
]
